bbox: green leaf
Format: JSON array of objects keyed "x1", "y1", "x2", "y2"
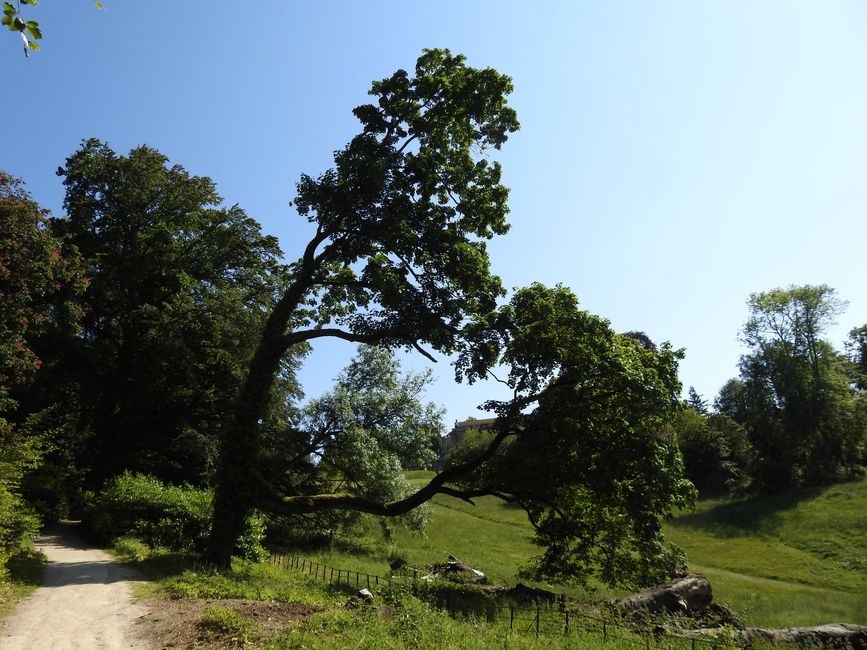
[
  {"x1": 1, "y1": 15, "x2": 12, "y2": 27},
  {"x1": 13, "y1": 16, "x2": 25, "y2": 32},
  {"x1": 95, "y1": 1, "x2": 104, "y2": 8},
  {"x1": 25, "y1": 20, "x2": 41, "y2": 40},
  {"x1": 27, "y1": 39, "x2": 39, "y2": 51}
]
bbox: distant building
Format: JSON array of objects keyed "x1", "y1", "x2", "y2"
[{"x1": 439, "y1": 417, "x2": 497, "y2": 457}]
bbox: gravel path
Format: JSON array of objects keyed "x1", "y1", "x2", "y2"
[{"x1": 1, "y1": 522, "x2": 150, "y2": 649}]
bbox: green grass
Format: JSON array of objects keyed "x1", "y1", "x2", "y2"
[
  {"x1": 314, "y1": 473, "x2": 867, "y2": 627},
  {"x1": 111, "y1": 474, "x2": 867, "y2": 645},
  {"x1": 664, "y1": 478, "x2": 867, "y2": 626},
  {"x1": 116, "y1": 541, "x2": 680, "y2": 649},
  {"x1": 262, "y1": 597, "x2": 674, "y2": 650},
  {"x1": 0, "y1": 549, "x2": 45, "y2": 619}
]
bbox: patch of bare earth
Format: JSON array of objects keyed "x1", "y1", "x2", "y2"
[{"x1": 138, "y1": 597, "x2": 323, "y2": 649}]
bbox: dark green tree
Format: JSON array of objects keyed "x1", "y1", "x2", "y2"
[
  {"x1": 35, "y1": 140, "x2": 290, "y2": 491},
  {"x1": 846, "y1": 325, "x2": 867, "y2": 391},
  {"x1": 686, "y1": 386, "x2": 708, "y2": 414},
  {"x1": 674, "y1": 408, "x2": 751, "y2": 496},
  {"x1": 206, "y1": 52, "x2": 693, "y2": 588}
]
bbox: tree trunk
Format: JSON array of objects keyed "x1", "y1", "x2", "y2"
[
  {"x1": 613, "y1": 574, "x2": 713, "y2": 615},
  {"x1": 205, "y1": 309, "x2": 292, "y2": 567}
]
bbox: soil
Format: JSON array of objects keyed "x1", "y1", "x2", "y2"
[
  {"x1": 138, "y1": 598, "x2": 322, "y2": 649},
  {"x1": 0, "y1": 521, "x2": 324, "y2": 649}
]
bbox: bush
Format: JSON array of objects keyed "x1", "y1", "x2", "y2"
[
  {"x1": 0, "y1": 488, "x2": 39, "y2": 578},
  {"x1": 84, "y1": 472, "x2": 265, "y2": 560},
  {"x1": 0, "y1": 418, "x2": 42, "y2": 577}
]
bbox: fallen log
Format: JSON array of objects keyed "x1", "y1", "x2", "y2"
[
  {"x1": 682, "y1": 623, "x2": 867, "y2": 649},
  {"x1": 613, "y1": 573, "x2": 713, "y2": 615}
]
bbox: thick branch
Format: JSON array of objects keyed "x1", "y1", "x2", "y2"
[
  {"x1": 283, "y1": 327, "x2": 392, "y2": 347},
  {"x1": 264, "y1": 418, "x2": 520, "y2": 516}
]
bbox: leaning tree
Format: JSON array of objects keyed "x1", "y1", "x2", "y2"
[
  {"x1": 207, "y1": 50, "x2": 694, "y2": 588},
  {"x1": 207, "y1": 47, "x2": 518, "y2": 565}
]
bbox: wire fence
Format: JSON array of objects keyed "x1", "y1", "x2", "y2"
[{"x1": 267, "y1": 552, "x2": 747, "y2": 649}]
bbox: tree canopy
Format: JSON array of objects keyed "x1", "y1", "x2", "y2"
[
  {"x1": 198, "y1": 50, "x2": 694, "y2": 589},
  {"x1": 728, "y1": 285, "x2": 864, "y2": 489},
  {"x1": 21, "y1": 140, "x2": 293, "y2": 498}
]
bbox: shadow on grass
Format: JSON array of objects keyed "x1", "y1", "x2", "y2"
[
  {"x1": 670, "y1": 484, "x2": 829, "y2": 537},
  {"x1": 6, "y1": 549, "x2": 45, "y2": 587}
]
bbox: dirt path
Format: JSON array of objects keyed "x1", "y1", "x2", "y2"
[{"x1": 1, "y1": 522, "x2": 151, "y2": 649}]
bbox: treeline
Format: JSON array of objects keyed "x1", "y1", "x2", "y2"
[{"x1": 677, "y1": 286, "x2": 867, "y2": 496}]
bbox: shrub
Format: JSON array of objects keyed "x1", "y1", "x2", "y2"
[
  {"x1": 0, "y1": 418, "x2": 42, "y2": 577},
  {"x1": 0, "y1": 487, "x2": 39, "y2": 578},
  {"x1": 84, "y1": 472, "x2": 264, "y2": 560}
]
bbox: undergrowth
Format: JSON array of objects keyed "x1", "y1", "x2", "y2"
[{"x1": 0, "y1": 549, "x2": 45, "y2": 619}]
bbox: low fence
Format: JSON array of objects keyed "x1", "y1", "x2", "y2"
[{"x1": 268, "y1": 552, "x2": 746, "y2": 649}]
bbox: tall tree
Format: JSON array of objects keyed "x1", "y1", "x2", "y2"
[
  {"x1": 267, "y1": 346, "x2": 444, "y2": 541},
  {"x1": 737, "y1": 285, "x2": 862, "y2": 489},
  {"x1": 686, "y1": 386, "x2": 708, "y2": 415},
  {"x1": 0, "y1": 171, "x2": 84, "y2": 411},
  {"x1": 206, "y1": 48, "x2": 519, "y2": 565},
  {"x1": 37, "y1": 140, "x2": 290, "y2": 489},
  {"x1": 206, "y1": 52, "x2": 693, "y2": 589}
]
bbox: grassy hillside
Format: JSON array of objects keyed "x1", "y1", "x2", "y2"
[
  {"x1": 665, "y1": 478, "x2": 867, "y2": 627},
  {"x1": 303, "y1": 472, "x2": 867, "y2": 628}
]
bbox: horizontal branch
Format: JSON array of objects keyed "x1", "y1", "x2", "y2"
[{"x1": 262, "y1": 417, "x2": 522, "y2": 517}]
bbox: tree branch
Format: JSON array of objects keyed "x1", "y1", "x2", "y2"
[{"x1": 262, "y1": 416, "x2": 521, "y2": 517}]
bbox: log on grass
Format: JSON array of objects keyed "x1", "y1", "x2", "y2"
[{"x1": 613, "y1": 573, "x2": 713, "y2": 615}]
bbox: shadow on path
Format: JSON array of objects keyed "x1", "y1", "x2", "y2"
[{"x1": 1, "y1": 520, "x2": 150, "y2": 649}]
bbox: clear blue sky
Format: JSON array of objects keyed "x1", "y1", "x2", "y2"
[{"x1": 5, "y1": 1, "x2": 866, "y2": 428}]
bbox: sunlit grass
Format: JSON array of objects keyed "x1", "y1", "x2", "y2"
[{"x1": 113, "y1": 473, "x2": 867, "y2": 635}]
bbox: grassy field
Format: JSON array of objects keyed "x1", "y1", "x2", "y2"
[
  {"x1": 298, "y1": 471, "x2": 867, "y2": 628},
  {"x1": 101, "y1": 474, "x2": 867, "y2": 647},
  {"x1": 665, "y1": 478, "x2": 867, "y2": 627},
  {"x1": 121, "y1": 545, "x2": 748, "y2": 649}
]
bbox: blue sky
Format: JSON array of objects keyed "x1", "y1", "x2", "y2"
[{"x1": 5, "y1": 1, "x2": 866, "y2": 428}]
